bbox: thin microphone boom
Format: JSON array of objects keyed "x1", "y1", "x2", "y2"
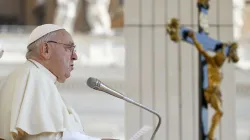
[{"x1": 87, "y1": 77, "x2": 162, "y2": 140}]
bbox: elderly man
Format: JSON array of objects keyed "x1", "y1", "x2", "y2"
[{"x1": 0, "y1": 24, "x2": 116, "y2": 140}]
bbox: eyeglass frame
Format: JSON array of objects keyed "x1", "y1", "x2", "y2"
[{"x1": 46, "y1": 40, "x2": 76, "y2": 55}]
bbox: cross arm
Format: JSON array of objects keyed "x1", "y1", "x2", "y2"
[{"x1": 165, "y1": 18, "x2": 238, "y2": 58}]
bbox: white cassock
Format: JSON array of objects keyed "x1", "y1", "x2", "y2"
[{"x1": 0, "y1": 59, "x2": 101, "y2": 140}]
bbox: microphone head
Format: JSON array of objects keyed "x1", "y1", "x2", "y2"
[{"x1": 87, "y1": 77, "x2": 101, "y2": 90}]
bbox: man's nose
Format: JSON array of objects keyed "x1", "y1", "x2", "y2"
[{"x1": 71, "y1": 51, "x2": 78, "y2": 60}]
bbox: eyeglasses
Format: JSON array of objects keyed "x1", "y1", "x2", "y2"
[{"x1": 46, "y1": 40, "x2": 76, "y2": 55}]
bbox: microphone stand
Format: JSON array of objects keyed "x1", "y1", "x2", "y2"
[
  {"x1": 122, "y1": 96, "x2": 162, "y2": 140},
  {"x1": 87, "y1": 78, "x2": 161, "y2": 140}
]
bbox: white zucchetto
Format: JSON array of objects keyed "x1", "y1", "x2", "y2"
[{"x1": 27, "y1": 24, "x2": 64, "y2": 46}]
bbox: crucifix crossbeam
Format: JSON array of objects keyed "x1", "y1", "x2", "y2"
[{"x1": 180, "y1": 27, "x2": 231, "y2": 53}]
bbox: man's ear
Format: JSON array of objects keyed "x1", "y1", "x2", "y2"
[{"x1": 40, "y1": 43, "x2": 52, "y2": 59}]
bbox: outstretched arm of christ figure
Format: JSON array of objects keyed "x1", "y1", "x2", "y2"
[{"x1": 187, "y1": 32, "x2": 215, "y2": 65}]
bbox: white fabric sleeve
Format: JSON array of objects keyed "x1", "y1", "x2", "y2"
[{"x1": 62, "y1": 131, "x2": 101, "y2": 140}]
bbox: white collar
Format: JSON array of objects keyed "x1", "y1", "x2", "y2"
[{"x1": 28, "y1": 59, "x2": 57, "y2": 84}]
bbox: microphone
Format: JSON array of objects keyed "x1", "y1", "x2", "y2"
[{"x1": 87, "y1": 77, "x2": 162, "y2": 140}]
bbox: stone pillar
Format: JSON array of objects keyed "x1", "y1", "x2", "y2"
[{"x1": 124, "y1": 0, "x2": 236, "y2": 140}]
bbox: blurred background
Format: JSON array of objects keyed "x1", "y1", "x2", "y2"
[{"x1": 0, "y1": 0, "x2": 250, "y2": 140}]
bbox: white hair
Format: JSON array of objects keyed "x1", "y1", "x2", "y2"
[{"x1": 26, "y1": 31, "x2": 57, "y2": 59}]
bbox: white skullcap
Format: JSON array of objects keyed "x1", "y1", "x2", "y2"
[{"x1": 27, "y1": 24, "x2": 64, "y2": 46}]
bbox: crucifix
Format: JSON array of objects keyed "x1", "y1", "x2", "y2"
[{"x1": 165, "y1": 0, "x2": 239, "y2": 140}]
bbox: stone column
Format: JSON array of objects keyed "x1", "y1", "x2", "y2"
[{"x1": 124, "y1": 0, "x2": 236, "y2": 140}]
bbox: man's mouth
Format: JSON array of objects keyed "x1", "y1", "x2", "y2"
[{"x1": 70, "y1": 64, "x2": 74, "y2": 70}]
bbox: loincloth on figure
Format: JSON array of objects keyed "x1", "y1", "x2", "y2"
[{"x1": 204, "y1": 86, "x2": 222, "y2": 103}]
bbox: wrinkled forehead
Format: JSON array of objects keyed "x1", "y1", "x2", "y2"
[{"x1": 54, "y1": 30, "x2": 74, "y2": 44}]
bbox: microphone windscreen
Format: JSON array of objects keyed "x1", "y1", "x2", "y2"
[{"x1": 87, "y1": 77, "x2": 98, "y2": 89}]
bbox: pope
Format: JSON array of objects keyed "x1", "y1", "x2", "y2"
[{"x1": 0, "y1": 24, "x2": 118, "y2": 140}]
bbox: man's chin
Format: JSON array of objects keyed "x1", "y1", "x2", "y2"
[
  {"x1": 57, "y1": 78, "x2": 66, "y2": 83},
  {"x1": 64, "y1": 73, "x2": 71, "y2": 79},
  {"x1": 56, "y1": 75, "x2": 69, "y2": 83}
]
